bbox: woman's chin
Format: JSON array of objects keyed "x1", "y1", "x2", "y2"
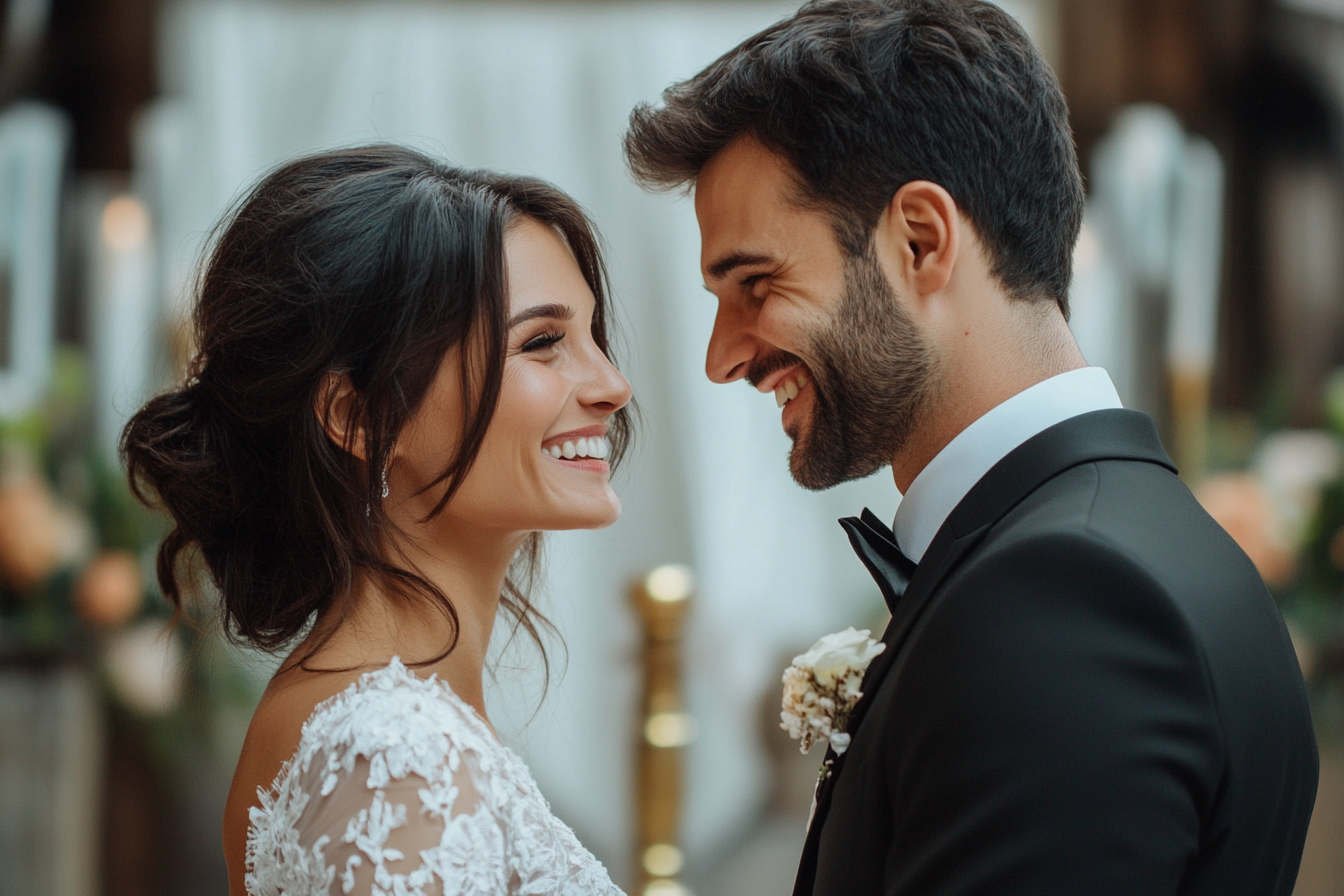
[{"x1": 541, "y1": 494, "x2": 622, "y2": 531}]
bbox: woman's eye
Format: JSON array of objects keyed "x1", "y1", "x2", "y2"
[{"x1": 522, "y1": 330, "x2": 564, "y2": 353}]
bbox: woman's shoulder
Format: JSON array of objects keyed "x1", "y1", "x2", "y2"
[
  {"x1": 287, "y1": 658, "x2": 495, "y2": 782},
  {"x1": 224, "y1": 658, "x2": 493, "y2": 887}
]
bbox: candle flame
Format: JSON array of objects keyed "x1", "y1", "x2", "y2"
[{"x1": 102, "y1": 196, "x2": 150, "y2": 252}]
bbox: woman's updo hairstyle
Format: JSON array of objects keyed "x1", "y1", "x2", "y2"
[{"x1": 122, "y1": 144, "x2": 630, "y2": 666}]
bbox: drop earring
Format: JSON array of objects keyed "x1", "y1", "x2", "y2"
[{"x1": 366, "y1": 462, "x2": 389, "y2": 519}]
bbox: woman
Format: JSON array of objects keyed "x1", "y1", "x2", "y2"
[{"x1": 122, "y1": 145, "x2": 632, "y2": 895}]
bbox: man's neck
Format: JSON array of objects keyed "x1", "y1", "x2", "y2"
[{"x1": 890, "y1": 304, "x2": 1085, "y2": 493}]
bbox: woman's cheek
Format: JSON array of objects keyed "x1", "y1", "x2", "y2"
[
  {"x1": 503, "y1": 362, "x2": 570, "y2": 431},
  {"x1": 495, "y1": 364, "x2": 564, "y2": 475}
]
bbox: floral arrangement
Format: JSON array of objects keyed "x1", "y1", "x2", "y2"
[
  {"x1": 1196, "y1": 369, "x2": 1344, "y2": 738},
  {"x1": 0, "y1": 350, "x2": 162, "y2": 661},
  {"x1": 0, "y1": 348, "x2": 263, "y2": 763},
  {"x1": 780, "y1": 627, "x2": 886, "y2": 757}
]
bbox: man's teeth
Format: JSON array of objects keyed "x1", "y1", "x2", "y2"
[
  {"x1": 544, "y1": 435, "x2": 610, "y2": 460},
  {"x1": 774, "y1": 372, "x2": 810, "y2": 408}
]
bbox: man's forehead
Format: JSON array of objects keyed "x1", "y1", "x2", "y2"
[
  {"x1": 695, "y1": 138, "x2": 794, "y2": 214},
  {"x1": 694, "y1": 141, "x2": 796, "y2": 266}
]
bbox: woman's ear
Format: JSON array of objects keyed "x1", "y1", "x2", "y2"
[
  {"x1": 315, "y1": 372, "x2": 367, "y2": 461},
  {"x1": 873, "y1": 179, "x2": 960, "y2": 298}
]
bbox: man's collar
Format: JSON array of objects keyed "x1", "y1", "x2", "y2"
[{"x1": 893, "y1": 367, "x2": 1122, "y2": 562}]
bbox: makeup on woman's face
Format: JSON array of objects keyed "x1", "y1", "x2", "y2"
[{"x1": 405, "y1": 216, "x2": 631, "y2": 535}]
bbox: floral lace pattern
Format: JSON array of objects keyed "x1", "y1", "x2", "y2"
[{"x1": 245, "y1": 658, "x2": 625, "y2": 896}]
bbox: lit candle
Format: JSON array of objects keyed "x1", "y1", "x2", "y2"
[
  {"x1": 1166, "y1": 137, "x2": 1225, "y2": 484},
  {"x1": 92, "y1": 195, "x2": 157, "y2": 466}
]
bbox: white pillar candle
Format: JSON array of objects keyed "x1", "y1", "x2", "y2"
[
  {"x1": 91, "y1": 194, "x2": 157, "y2": 467},
  {"x1": 1166, "y1": 137, "x2": 1226, "y2": 375},
  {"x1": 0, "y1": 103, "x2": 67, "y2": 420}
]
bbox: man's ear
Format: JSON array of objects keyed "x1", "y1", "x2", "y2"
[
  {"x1": 873, "y1": 180, "x2": 960, "y2": 298},
  {"x1": 315, "y1": 371, "x2": 367, "y2": 461}
]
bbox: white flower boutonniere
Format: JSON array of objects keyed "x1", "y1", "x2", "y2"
[{"x1": 780, "y1": 627, "x2": 886, "y2": 757}]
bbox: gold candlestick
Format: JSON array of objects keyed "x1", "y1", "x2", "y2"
[
  {"x1": 631, "y1": 564, "x2": 696, "y2": 896},
  {"x1": 1170, "y1": 361, "x2": 1211, "y2": 485}
]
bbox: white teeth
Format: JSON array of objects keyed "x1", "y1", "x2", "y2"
[
  {"x1": 545, "y1": 435, "x2": 610, "y2": 460},
  {"x1": 773, "y1": 373, "x2": 808, "y2": 408}
]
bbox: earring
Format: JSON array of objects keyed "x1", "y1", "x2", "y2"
[{"x1": 367, "y1": 462, "x2": 389, "y2": 519}]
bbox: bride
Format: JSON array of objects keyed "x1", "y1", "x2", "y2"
[{"x1": 122, "y1": 145, "x2": 632, "y2": 895}]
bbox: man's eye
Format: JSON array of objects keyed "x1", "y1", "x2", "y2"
[
  {"x1": 522, "y1": 330, "x2": 564, "y2": 352},
  {"x1": 740, "y1": 274, "x2": 764, "y2": 289}
]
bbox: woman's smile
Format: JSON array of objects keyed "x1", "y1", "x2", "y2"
[{"x1": 541, "y1": 424, "x2": 611, "y2": 472}]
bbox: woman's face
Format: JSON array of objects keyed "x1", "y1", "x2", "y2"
[{"x1": 393, "y1": 216, "x2": 632, "y2": 536}]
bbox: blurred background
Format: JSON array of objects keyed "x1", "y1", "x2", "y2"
[{"x1": 1, "y1": 0, "x2": 1344, "y2": 894}]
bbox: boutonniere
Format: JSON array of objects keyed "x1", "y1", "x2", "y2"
[{"x1": 780, "y1": 627, "x2": 886, "y2": 762}]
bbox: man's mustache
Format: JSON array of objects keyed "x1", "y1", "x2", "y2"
[{"x1": 745, "y1": 349, "x2": 806, "y2": 389}]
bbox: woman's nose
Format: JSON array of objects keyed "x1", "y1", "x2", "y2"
[{"x1": 581, "y1": 349, "x2": 632, "y2": 414}]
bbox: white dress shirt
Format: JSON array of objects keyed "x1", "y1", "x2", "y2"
[{"x1": 893, "y1": 367, "x2": 1123, "y2": 563}]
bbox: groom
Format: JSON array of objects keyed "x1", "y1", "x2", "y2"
[{"x1": 625, "y1": 1, "x2": 1318, "y2": 894}]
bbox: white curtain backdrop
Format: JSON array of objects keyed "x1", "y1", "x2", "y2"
[{"x1": 135, "y1": 0, "x2": 1047, "y2": 879}]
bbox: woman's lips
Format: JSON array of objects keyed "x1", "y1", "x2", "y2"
[
  {"x1": 547, "y1": 455, "x2": 610, "y2": 473},
  {"x1": 541, "y1": 432, "x2": 611, "y2": 461},
  {"x1": 541, "y1": 428, "x2": 611, "y2": 473}
]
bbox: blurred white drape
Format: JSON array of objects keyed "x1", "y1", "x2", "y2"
[{"x1": 136, "y1": 0, "x2": 1050, "y2": 880}]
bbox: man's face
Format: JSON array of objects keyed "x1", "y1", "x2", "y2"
[{"x1": 695, "y1": 138, "x2": 937, "y2": 490}]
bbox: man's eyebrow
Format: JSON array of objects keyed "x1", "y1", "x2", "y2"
[
  {"x1": 706, "y1": 252, "x2": 775, "y2": 282},
  {"x1": 508, "y1": 303, "x2": 574, "y2": 328}
]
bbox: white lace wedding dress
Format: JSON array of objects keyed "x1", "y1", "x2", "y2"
[{"x1": 244, "y1": 658, "x2": 626, "y2": 896}]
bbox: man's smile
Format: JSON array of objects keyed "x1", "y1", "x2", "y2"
[
  {"x1": 772, "y1": 368, "x2": 812, "y2": 409},
  {"x1": 755, "y1": 361, "x2": 812, "y2": 408}
]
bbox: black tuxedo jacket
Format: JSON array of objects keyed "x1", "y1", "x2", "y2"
[{"x1": 794, "y1": 409, "x2": 1318, "y2": 896}]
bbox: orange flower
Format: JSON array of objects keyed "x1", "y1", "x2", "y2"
[
  {"x1": 0, "y1": 475, "x2": 64, "y2": 589},
  {"x1": 74, "y1": 551, "x2": 144, "y2": 627}
]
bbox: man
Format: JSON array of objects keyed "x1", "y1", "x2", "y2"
[{"x1": 624, "y1": 1, "x2": 1318, "y2": 894}]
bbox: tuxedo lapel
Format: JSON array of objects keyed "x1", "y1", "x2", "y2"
[
  {"x1": 792, "y1": 522, "x2": 988, "y2": 896},
  {"x1": 792, "y1": 410, "x2": 1175, "y2": 896}
]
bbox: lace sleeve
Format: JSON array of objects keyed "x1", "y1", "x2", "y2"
[
  {"x1": 244, "y1": 661, "x2": 625, "y2": 896},
  {"x1": 288, "y1": 746, "x2": 506, "y2": 895}
]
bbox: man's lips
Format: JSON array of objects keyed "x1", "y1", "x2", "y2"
[
  {"x1": 766, "y1": 366, "x2": 812, "y2": 408},
  {"x1": 753, "y1": 360, "x2": 808, "y2": 394}
]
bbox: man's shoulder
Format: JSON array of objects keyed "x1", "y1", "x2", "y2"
[
  {"x1": 982, "y1": 454, "x2": 1268, "y2": 618},
  {"x1": 921, "y1": 453, "x2": 1305, "y2": 741}
]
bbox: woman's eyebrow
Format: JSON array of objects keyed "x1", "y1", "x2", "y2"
[{"x1": 508, "y1": 303, "x2": 575, "y2": 328}]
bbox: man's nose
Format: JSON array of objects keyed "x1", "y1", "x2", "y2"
[{"x1": 705, "y1": 300, "x2": 758, "y2": 384}]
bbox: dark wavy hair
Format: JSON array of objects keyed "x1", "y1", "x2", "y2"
[
  {"x1": 121, "y1": 144, "x2": 631, "y2": 674},
  {"x1": 624, "y1": 0, "x2": 1084, "y2": 313}
]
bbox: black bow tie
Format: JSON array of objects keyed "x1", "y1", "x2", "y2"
[{"x1": 839, "y1": 508, "x2": 917, "y2": 615}]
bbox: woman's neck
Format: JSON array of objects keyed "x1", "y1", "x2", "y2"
[{"x1": 295, "y1": 513, "x2": 525, "y2": 724}]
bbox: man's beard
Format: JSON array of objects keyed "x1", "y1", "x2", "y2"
[{"x1": 755, "y1": 251, "x2": 938, "y2": 491}]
